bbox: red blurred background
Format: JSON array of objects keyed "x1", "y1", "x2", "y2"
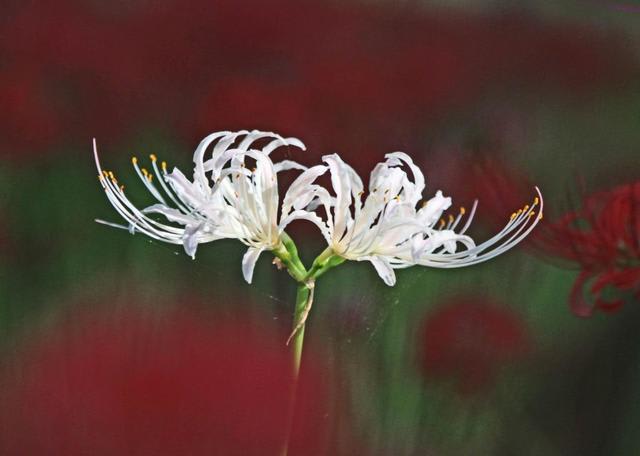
[{"x1": 1, "y1": 1, "x2": 639, "y2": 454}]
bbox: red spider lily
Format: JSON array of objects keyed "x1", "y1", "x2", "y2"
[
  {"x1": 418, "y1": 296, "x2": 530, "y2": 394},
  {"x1": 445, "y1": 153, "x2": 640, "y2": 317},
  {"x1": 540, "y1": 182, "x2": 640, "y2": 316},
  {"x1": 0, "y1": 305, "x2": 332, "y2": 455}
]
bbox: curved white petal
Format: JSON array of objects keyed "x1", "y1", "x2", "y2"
[
  {"x1": 192, "y1": 131, "x2": 232, "y2": 192},
  {"x1": 242, "y1": 246, "x2": 265, "y2": 284},
  {"x1": 262, "y1": 135, "x2": 306, "y2": 155},
  {"x1": 182, "y1": 223, "x2": 205, "y2": 259},
  {"x1": 274, "y1": 160, "x2": 307, "y2": 173},
  {"x1": 279, "y1": 210, "x2": 332, "y2": 245},
  {"x1": 165, "y1": 168, "x2": 207, "y2": 208},
  {"x1": 306, "y1": 191, "x2": 335, "y2": 211},
  {"x1": 417, "y1": 191, "x2": 452, "y2": 226},
  {"x1": 362, "y1": 256, "x2": 397, "y2": 286},
  {"x1": 384, "y1": 151, "x2": 425, "y2": 204},
  {"x1": 281, "y1": 165, "x2": 328, "y2": 216},
  {"x1": 323, "y1": 154, "x2": 359, "y2": 242},
  {"x1": 238, "y1": 130, "x2": 276, "y2": 151}
]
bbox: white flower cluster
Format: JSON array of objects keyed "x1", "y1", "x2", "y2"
[{"x1": 95, "y1": 130, "x2": 542, "y2": 286}]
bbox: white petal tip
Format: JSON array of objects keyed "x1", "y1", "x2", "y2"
[
  {"x1": 242, "y1": 247, "x2": 264, "y2": 285},
  {"x1": 285, "y1": 137, "x2": 306, "y2": 150}
]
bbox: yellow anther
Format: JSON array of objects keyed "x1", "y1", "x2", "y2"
[
  {"x1": 439, "y1": 218, "x2": 445, "y2": 229},
  {"x1": 97, "y1": 174, "x2": 104, "y2": 181},
  {"x1": 147, "y1": 174, "x2": 153, "y2": 182},
  {"x1": 141, "y1": 168, "x2": 149, "y2": 177},
  {"x1": 120, "y1": 185, "x2": 125, "y2": 192},
  {"x1": 534, "y1": 197, "x2": 539, "y2": 205},
  {"x1": 102, "y1": 170, "x2": 109, "y2": 177},
  {"x1": 132, "y1": 156, "x2": 138, "y2": 165},
  {"x1": 538, "y1": 213, "x2": 544, "y2": 220},
  {"x1": 149, "y1": 153, "x2": 157, "y2": 162},
  {"x1": 161, "y1": 161, "x2": 167, "y2": 172},
  {"x1": 460, "y1": 207, "x2": 466, "y2": 215},
  {"x1": 516, "y1": 209, "x2": 523, "y2": 216},
  {"x1": 448, "y1": 214, "x2": 454, "y2": 224},
  {"x1": 510, "y1": 213, "x2": 517, "y2": 220},
  {"x1": 108, "y1": 171, "x2": 115, "y2": 180},
  {"x1": 523, "y1": 205, "x2": 529, "y2": 212}
]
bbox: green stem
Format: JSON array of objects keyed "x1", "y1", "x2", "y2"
[
  {"x1": 281, "y1": 282, "x2": 313, "y2": 456},
  {"x1": 275, "y1": 237, "x2": 345, "y2": 455},
  {"x1": 306, "y1": 247, "x2": 346, "y2": 281},
  {"x1": 291, "y1": 283, "x2": 310, "y2": 374},
  {"x1": 272, "y1": 235, "x2": 307, "y2": 282}
]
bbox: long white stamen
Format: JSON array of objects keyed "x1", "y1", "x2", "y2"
[
  {"x1": 131, "y1": 156, "x2": 167, "y2": 204},
  {"x1": 458, "y1": 199, "x2": 478, "y2": 235},
  {"x1": 417, "y1": 187, "x2": 543, "y2": 266},
  {"x1": 150, "y1": 157, "x2": 191, "y2": 213},
  {"x1": 100, "y1": 173, "x2": 184, "y2": 239}
]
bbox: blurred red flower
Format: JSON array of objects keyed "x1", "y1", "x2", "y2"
[
  {"x1": 0, "y1": 306, "x2": 332, "y2": 455},
  {"x1": 0, "y1": 0, "x2": 635, "y2": 160},
  {"x1": 418, "y1": 296, "x2": 530, "y2": 394},
  {"x1": 0, "y1": 67, "x2": 62, "y2": 152},
  {"x1": 539, "y1": 182, "x2": 640, "y2": 316}
]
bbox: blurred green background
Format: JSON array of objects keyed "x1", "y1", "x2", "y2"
[{"x1": 1, "y1": 1, "x2": 639, "y2": 454}]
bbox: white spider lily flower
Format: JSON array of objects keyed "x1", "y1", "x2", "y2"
[
  {"x1": 94, "y1": 130, "x2": 313, "y2": 283},
  {"x1": 294, "y1": 152, "x2": 429, "y2": 286},
  {"x1": 297, "y1": 153, "x2": 543, "y2": 286}
]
